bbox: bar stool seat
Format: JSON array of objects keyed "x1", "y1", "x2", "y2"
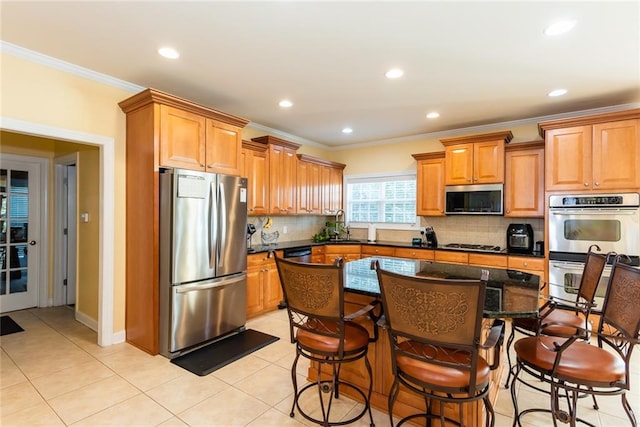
[{"x1": 297, "y1": 321, "x2": 370, "y2": 353}]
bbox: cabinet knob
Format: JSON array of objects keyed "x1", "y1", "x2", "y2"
[
  {"x1": 200, "y1": 163, "x2": 205, "y2": 167},
  {"x1": 594, "y1": 182, "x2": 600, "y2": 186},
  {"x1": 523, "y1": 262, "x2": 528, "y2": 267},
  {"x1": 584, "y1": 182, "x2": 589, "y2": 186}
]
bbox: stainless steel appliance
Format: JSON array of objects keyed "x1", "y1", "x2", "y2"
[
  {"x1": 159, "y1": 169, "x2": 248, "y2": 358},
  {"x1": 548, "y1": 192, "x2": 640, "y2": 311},
  {"x1": 548, "y1": 193, "x2": 640, "y2": 257},
  {"x1": 507, "y1": 223, "x2": 534, "y2": 254},
  {"x1": 444, "y1": 184, "x2": 503, "y2": 215}
]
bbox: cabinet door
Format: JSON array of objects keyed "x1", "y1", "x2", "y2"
[
  {"x1": 159, "y1": 105, "x2": 205, "y2": 170},
  {"x1": 205, "y1": 119, "x2": 242, "y2": 175},
  {"x1": 592, "y1": 119, "x2": 640, "y2": 190},
  {"x1": 474, "y1": 140, "x2": 504, "y2": 184},
  {"x1": 246, "y1": 266, "x2": 264, "y2": 318},
  {"x1": 243, "y1": 148, "x2": 269, "y2": 216},
  {"x1": 505, "y1": 147, "x2": 544, "y2": 217},
  {"x1": 297, "y1": 160, "x2": 322, "y2": 214},
  {"x1": 545, "y1": 126, "x2": 592, "y2": 191},
  {"x1": 444, "y1": 143, "x2": 474, "y2": 185},
  {"x1": 394, "y1": 248, "x2": 435, "y2": 260},
  {"x1": 263, "y1": 263, "x2": 283, "y2": 309},
  {"x1": 416, "y1": 157, "x2": 445, "y2": 216},
  {"x1": 269, "y1": 145, "x2": 297, "y2": 214},
  {"x1": 322, "y1": 166, "x2": 344, "y2": 215}
]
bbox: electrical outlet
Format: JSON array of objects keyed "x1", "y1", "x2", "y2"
[{"x1": 283, "y1": 226, "x2": 288, "y2": 234}]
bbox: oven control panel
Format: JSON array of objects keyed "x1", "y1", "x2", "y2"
[{"x1": 550, "y1": 193, "x2": 639, "y2": 208}]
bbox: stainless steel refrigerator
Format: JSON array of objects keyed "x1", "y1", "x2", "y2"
[{"x1": 158, "y1": 168, "x2": 248, "y2": 358}]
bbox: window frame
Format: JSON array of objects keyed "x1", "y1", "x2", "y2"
[{"x1": 344, "y1": 170, "x2": 420, "y2": 231}]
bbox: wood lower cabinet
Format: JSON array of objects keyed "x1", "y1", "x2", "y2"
[
  {"x1": 247, "y1": 251, "x2": 283, "y2": 319},
  {"x1": 360, "y1": 245, "x2": 395, "y2": 258},
  {"x1": 118, "y1": 88, "x2": 248, "y2": 355},
  {"x1": 311, "y1": 245, "x2": 326, "y2": 263},
  {"x1": 434, "y1": 250, "x2": 469, "y2": 264},
  {"x1": 241, "y1": 140, "x2": 269, "y2": 215},
  {"x1": 394, "y1": 247, "x2": 435, "y2": 260},
  {"x1": 505, "y1": 142, "x2": 545, "y2": 217},
  {"x1": 324, "y1": 244, "x2": 361, "y2": 264},
  {"x1": 539, "y1": 110, "x2": 640, "y2": 191},
  {"x1": 468, "y1": 253, "x2": 508, "y2": 268},
  {"x1": 441, "y1": 131, "x2": 513, "y2": 185},
  {"x1": 412, "y1": 152, "x2": 445, "y2": 216}
]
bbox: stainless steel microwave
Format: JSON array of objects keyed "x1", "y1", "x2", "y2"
[{"x1": 444, "y1": 184, "x2": 503, "y2": 215}]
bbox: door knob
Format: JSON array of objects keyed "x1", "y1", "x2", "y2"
[{"x1": 29, "y1": 240, "x2": 37, "y2": 246}]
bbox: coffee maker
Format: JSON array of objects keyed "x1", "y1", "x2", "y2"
[
  {"x1": 507, "y1": 223, "x2": 534, "y2": 254},
  {"x1": 424, "y1": 226, "x2": 438, "y2": 248}
]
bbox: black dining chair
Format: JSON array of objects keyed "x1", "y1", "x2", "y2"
[
  {"x1": 510, "y1": 255, "x2": 640, "y2": 427},
  {"x1": 375, "y1": 261, "x2": 505, "y2": 427},
  {"x1": 274, "y1": 253, "x2": 378, "y2": 427},
  {"x1": 504, "y1": 245, "x2": 609, "y2": 389}
]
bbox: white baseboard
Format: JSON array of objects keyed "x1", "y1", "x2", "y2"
[{"x1": 74, "y1": 310, "x2": 98, "y2": 332}]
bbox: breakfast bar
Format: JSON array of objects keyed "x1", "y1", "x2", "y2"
[{"x1": 308, "y1": 256, "x2": 541, "y2": 427}]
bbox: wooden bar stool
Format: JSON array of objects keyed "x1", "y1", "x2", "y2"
[
  {"x1": 510, "y1": 256, "x2": 640, "y2": 427},
  {"x1": 274, "y1": 253, "x2": 378, "y2": 427},
  {"x1": 375, "y1": 261, "x2": 505, "y2": 427}
]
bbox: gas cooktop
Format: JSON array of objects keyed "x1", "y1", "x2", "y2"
[{"x1": 442, "y1": 243, "x2": 502, "y2": 252}]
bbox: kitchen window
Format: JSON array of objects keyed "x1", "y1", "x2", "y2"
[{"x1": 345, "y1": 172, "x2": 418, "y2": 230}]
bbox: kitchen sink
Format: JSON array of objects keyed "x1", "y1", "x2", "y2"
[{"x1": 326, "y1": 238, "x2": 361, "y2": 244}]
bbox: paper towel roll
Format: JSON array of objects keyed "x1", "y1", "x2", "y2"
[{"x1": 367, "y1": 223, "x2": 376, "y2": 242}]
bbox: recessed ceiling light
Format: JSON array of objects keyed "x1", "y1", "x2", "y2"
[
  {"x1": 385, "y1": 68, "x2": 404, "y2": 79},
  {"x1": 342, "y1": 127, "x2": 353, "y2": 134},
  {"x1": 279, "y1": 99, "x2": 293, "y2": 108},
  {"x1": 548, "y1": 89, "x2": 568, "y2": 97},
  {"x1": 158, "y1": 47, "x2": 180, "y2": 59},
  {"x1": 544, "y1": 20, "x2": 576, "y2": 36},
  {"x1": 426, "y1": 112, "x2": 440, "y2": 119}
]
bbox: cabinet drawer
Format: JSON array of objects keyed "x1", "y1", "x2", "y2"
[
  {"x1": 312, "y1": 246, "x2": 326, "y2": 255},
  {"x1": 434, "y1": 250, "x2": 469, "y2": 264},
  {"x1": 508, "y1": 256, "x2": 544, "y2": 271},
  {"x1": 247, "y1": 251, "x2": 281, "y2": 267},
  {"x1": 468, "y1": 253, "x2": 507, "y2": 268},
  {"x1": 361, "y1": 245, "x2": 395, "y2": 256},
  {"x1": 394, "y1": 248, "x2": 435, "y2": 260},
  {"x1": 324, "y1": 245, "x2": 361, "y2": 254}
]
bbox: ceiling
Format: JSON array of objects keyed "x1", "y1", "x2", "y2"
[{"x1": 2, "y1": 1, "x2": 639, "y2": 147}]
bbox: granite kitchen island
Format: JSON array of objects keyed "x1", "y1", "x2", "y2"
[{"x1": 307, "y1": 256, "x2": 541, "y2": 427}]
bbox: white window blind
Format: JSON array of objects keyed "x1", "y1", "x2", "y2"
[{"x1": 345, "y1": 172, "x2": 417, "y2": 228}]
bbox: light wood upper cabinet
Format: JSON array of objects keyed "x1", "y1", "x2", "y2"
[
  {"x1": 251, "y1": 136, "x2": 300, "y2": 215},
  {"x1": 241, "y1": 140, "x2": 269, "y2": 216},
  {"x1": 441, "y1": 131, "x2": 513, "y2": 185},
  {"x1": 297, "y1": 157, "x2": 322, "y2": 214},
  {"x1": 158, "y1": 105, "x2": 244, "y2": 175},
  {"x1": 539, "y1": 110, "x2": 640, "y2": 192},
  {"x1": 159, "y1": 105, "x2": 206, "y2": 170},
  {"x1": 505, "y1": 142, "x2": 545, "y2": 217},
  {"x1": 412, "y1": 152, "x2": 445, "y2": 216},
  {"x1": 322, "y1": 165, "x2": 345, "y2": 215},
  {"x1": 205, "y1": 119, "x2": 243, "y2": 175}
]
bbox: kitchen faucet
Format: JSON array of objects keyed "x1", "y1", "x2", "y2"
[{"x1": 334, "y1": 209, "x2": 345, "y2": 239}]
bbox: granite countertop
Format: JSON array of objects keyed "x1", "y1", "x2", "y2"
[
  {"x1": 345, "y1": 256, "x2": 540, "y2": 318},
  {"x1": 247, "y1": 239, "x2": 545, "y2": 258}
]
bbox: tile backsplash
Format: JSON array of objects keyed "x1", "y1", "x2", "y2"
[{"x1": 249, "y1": 215, "x2": 544, "y2": 249}]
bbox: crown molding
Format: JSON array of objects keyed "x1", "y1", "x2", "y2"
[{"x1": 1, "y1": 40, "x2": 144, "y2": 94}]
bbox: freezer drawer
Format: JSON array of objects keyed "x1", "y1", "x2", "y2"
[{"x1": 165, "y1": 273, "x2": 246, "y2": 356}]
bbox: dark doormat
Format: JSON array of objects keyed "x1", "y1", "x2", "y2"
[
  {"x1": 171, "y1": 329, "x2": 279, "y2": 376},
  {"x1": 1, "y1": 315, "x2": 25, "y2": 336}
]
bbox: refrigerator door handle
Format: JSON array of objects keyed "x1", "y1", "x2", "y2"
[
  {"x1": 218, "y1": 181, "x2": 226, "y2": 269},
  {"x1": 175, "y1": 274, "x2": 246, "y2": 294},
  {"x1": 209, "y1": 180, "x2": 217, "y2": 269}
]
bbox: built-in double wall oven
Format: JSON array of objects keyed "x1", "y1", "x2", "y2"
[{"x1": 548, "y1": 193, "x2": 640, "y2": 311}]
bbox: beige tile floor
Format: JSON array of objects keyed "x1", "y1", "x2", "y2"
[{"x1": 1, "y1": 306, "x2": 638, "y2": 426}]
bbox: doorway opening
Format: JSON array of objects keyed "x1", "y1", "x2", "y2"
[{"x1": 54, "y1": 154, "x2": 78, "y2": 307}]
